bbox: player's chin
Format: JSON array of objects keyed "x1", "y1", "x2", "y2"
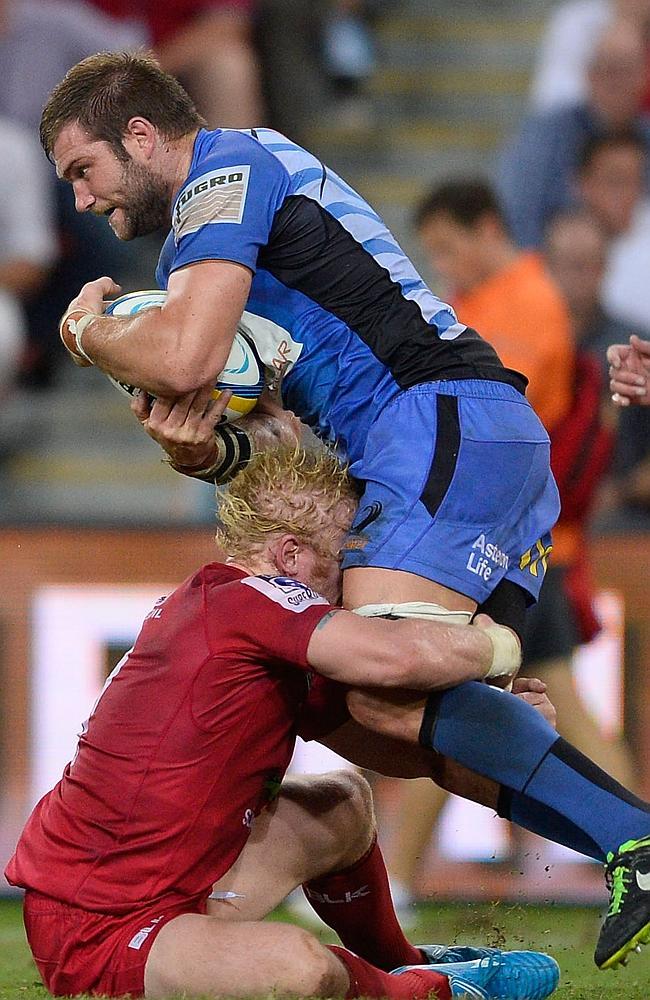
[{"x1": 107, "y1": 209, "x2": 136, "y2": 241}]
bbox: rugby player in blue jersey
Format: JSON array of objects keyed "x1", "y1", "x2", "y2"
[
  {"x1": 45, "y1": 51, "x2": 557, "y2": 636},
  {"x1": 42, "y1": 52, "x2": 650, "y2": 970}
]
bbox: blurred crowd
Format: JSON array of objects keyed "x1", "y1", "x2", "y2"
[
  {"x1": 0, "y1": 0, "x2": 385, "y2": 395},
  {"x1": 0, "y1": 1, "x2": 646, "y2": 530},
  {"x1": 0, "y1": 0, "x2": 649, "y2": 915}
]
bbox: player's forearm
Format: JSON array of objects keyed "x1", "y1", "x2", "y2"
[
  {"x1": 78, "y1": 310, "x2": 227, "y2": 396},
  {"x1": 392, "y1": 618, "x2": 513, "y2": 689},
  {"x1": 308, "y1": 615, "x2": 519, "y2": 690}
]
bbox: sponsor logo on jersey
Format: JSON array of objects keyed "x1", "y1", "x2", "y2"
[
  {"x1": 342, "y1": 535, "x2": 369, "y2": 551},
  {"x1": 466, "y1": 533, "x2": 509, "y2": 582},
  {"x1": 173, "y1": 164, "x2": 250, "y2": 240},
  {"x1": 240, "y1": 575, "x2": 329, "y2": 612}
]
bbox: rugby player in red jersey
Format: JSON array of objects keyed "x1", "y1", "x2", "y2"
[
  {"x1": 6, "y1": 446, "x2": 558, "y2": 1000},
  {"x1": 135, "y1": 391, "x2": 650, "y2": 976}
]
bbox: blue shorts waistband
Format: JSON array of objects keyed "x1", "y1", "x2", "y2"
[{"x1": 402, "y1": 379, "x2": 528, "y2": 402}]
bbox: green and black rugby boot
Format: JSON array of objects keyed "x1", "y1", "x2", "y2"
[{"x1": 595, "y1": 835, "x2": 650, "y2": 969}]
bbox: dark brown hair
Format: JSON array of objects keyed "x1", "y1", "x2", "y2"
[
  {"x1": 414, "y1": 178, "x2": 506, "y2": 231},
  {"x1": 40, "y1": 50, "x2": 206, "y2": 161}
]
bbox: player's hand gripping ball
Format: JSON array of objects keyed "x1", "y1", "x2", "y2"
[{"x1": 104, "y1": 290, "x2": 265, "y2": 422}]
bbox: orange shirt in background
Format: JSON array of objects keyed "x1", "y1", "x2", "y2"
[
  {"x1": 454, "y1": 251, "x2": 574, "y2": 433},
  {"x1": 454, "y1": 251, "x2": 577, "y2": 563}
]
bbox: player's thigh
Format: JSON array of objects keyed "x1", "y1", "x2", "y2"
[
  {"x1": 343, "y1": 565, "x2": 476, "y2": 611},
  {"x1": 145, "y1": 913, "x2": 346, "y2": 999},
  {"x1": 342, "y1": 380, "x2": 558, "y2": 608},
  {"x1": 208, "y1": 771, "x2": 374, "y2": 921}
]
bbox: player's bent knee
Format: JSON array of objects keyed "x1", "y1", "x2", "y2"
[
  {"x1": 145, "y1": 918, "x2": 345, "y2": 999},
  {"x1": 281, "y1": 769, "x2": 371, "y2": 816},
  {"x1": 326, "y1": 770, "x2": 376, "y2": 864},
  {"x1": 280, "y1": 770, "x2": 375, "y2": 866},
  {"x1": 290, "y1": 926, "x2": 348, "y2": 997},
  {"x1": 333, "y1": 769, "x2": 375, "y2": 831},
  {"x1": 342, "y1": 767, "x2": 374, "y2": 811}
]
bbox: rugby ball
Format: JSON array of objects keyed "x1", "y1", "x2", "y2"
[{"x1": 104, "y1": 290, "x2": 265, "y2": 421}]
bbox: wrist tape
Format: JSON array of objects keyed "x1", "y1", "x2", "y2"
[
  {"x1": 59, "y1": 307, "x2": 96, "y2": 363},
  {"x1": 481, "y1": 623, "x2": 521, "y2": 680},
  {"x1": 172, "y1": 423, "x2": 253, "y2": 484}
]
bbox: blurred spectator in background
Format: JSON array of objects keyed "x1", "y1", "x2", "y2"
[
  {"x1": 0, "y1": 0, "x2": 140, "y2": 133},
  {"x1": 415, "y1": 180, "x2": 574, "y2": 430},
  {"x1": 543, "y1": 208, "x2": 637, "y2": 372},
  {"x1": 544, "y1": 208, "x2": 650, "y2": 529},
  {"x1": 90, "y1": 0, "x2": 266, "y2": 128},
  {"x1": 256, "y1": 1, "x2": 328, "y2": 141},
  {"x1": 383, "y1": 180, "x2": 633, "y2": 914},
  {"x1": 497, "y1": 19, "x2": 650, "y2": 248},
  {"x1": 607, "y1": 402, "x2": 650, "y2": 522},
  {"x1": 531, "y1": 0, "x2": 650, "y2": 113},
  {"x1": 576, "y1": 130, "x2": 650, "y2": 333},
  {"x1": 0, "y1": 117, "x2": 56, "y2": 391},
  {"x1": 0, "y1": 0, "x2": 145, "y2": 385},
  {"x1": 0, "y1": 115, "x2": 57, "y2": 482}
]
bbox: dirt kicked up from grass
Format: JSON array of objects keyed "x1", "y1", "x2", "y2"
[{"x1": 1, "y1": 896, "x2": 649, "y2": 999}]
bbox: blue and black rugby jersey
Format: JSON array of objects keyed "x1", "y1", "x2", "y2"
[{"x1": 156, "y1": 127, "x2": 526, "y2": 462}]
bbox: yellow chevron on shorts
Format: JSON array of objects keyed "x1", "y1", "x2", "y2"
[{"x1": 519, "y1": 538, "x2": 553, "y2": 578}]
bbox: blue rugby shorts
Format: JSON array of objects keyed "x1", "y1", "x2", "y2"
[{"x1": 341, "y1": 380, "x2": 560, "y2": 604}]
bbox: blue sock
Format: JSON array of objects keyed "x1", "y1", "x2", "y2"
[
  {"x1": 497, "y1": 788, "x2": 605, "y2": 861},
  {"x1": 419, "y1": 681, "x2": 650, "y2": 859}
]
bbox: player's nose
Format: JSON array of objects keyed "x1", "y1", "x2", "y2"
[{"x1": 73, "y1": 182, "x2": 95, "y2": 213}]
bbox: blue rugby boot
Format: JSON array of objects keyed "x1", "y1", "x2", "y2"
[
  {"x1": 416, "y1": 944, "x2": 504, "y2": 965},
  {"x1": 392, "y1": 950, "x2": 560, "y2": 999},
  {"x1": 595, "y1": 835, "x2": 650, "y2": 969}
]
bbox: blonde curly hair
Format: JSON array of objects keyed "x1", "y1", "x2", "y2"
[{"x1": 215, "y1": 445, "x2": 358, "y2": 560}]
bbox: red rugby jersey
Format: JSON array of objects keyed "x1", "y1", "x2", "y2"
[{"x1": 6, "y1": 564, "x2": 333, "y2": 913}]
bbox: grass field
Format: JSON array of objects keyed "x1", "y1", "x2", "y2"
[{"x1": 1, "y1": 895, "x2": 649, "y2": 999}]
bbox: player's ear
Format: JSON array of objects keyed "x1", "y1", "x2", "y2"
[
  {"x1": 123, "y1": 117, "x2": 157, "y2": 159},
  {"x1": 271, "y1": 533, "x2": 301, "y2": 576}
]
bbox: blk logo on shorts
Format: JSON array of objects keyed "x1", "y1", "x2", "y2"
[{"x1": 128, "y1": 915, "x2": 164, "y2": 951}]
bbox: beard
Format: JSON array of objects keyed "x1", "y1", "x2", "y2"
[{"x1": 114, "y1": 159, "x2": 171, "y2": 240}]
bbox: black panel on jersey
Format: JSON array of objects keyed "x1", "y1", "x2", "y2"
[{"x1": 258, "y1": 195, "x2": 528, "y2": 392}]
